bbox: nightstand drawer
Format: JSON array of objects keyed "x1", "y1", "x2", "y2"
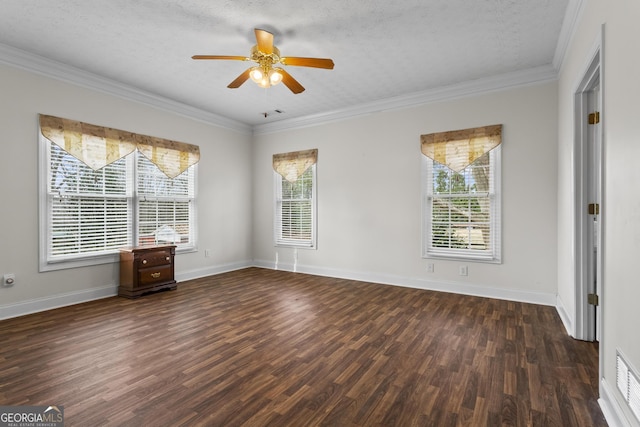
[
  {"x1": 138, "y1": 264, "x2": 173, "y2": 286},
  {"x1": 138, "y1": 250, "x2": 172, "y2": 268}
]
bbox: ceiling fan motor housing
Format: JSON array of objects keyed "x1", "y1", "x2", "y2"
[{"x1": 251, "y1": 45, "x2": 280, "y2": 68}]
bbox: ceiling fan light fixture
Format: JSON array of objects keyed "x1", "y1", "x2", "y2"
[
  {"x1": 258, "y1": 75, "x2": 271, "y2": 88},
  {"x1": 269, "y1": 68, "x2": 283, "y2": 85},
  {"x1": 249, "y1": 67, "x2": 264, "y2": 84}
]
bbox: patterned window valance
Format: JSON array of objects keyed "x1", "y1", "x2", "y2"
[
  {"x1": 39, "y1": 114, "x2": 200, "y2": 178},
  {"x1": 273, "y1": 149, "x2": 318, "y2": 183},
  {"x1": 420, "y1": 124, "x2": 502, "y2": 172}
]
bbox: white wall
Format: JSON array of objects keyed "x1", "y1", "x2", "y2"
[
  {"x1": 0, "y1": 64, "x2": 253, "y2": 317},
  {"x1": 558, "y1": 0, "x2": 640, "y2": 425},
  {"x1": 253, "y1": 83, "x2": 559, "y2": 304}
]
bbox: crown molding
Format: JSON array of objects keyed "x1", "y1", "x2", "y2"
[
  {"x1": 1, "y1": 34, "x2": 565, "y2": 137},
  {"x1": 0, "y1": 42, "x2": 252, "y2": 134},
  {"x1": 553, "y1": 0, "x2": 587, "y2": 72},
  {"x1": 253, "y1": 64, "x2": 559, "y2": 135},
  {"x1": 255, "y1": 0, "x2": 588, "y2": 136}
]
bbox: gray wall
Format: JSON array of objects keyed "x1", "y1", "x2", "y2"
[
  {"x1": 252, "y1": 83, "x2": 559, "y2": 304},
  {"x1": 558, "y1": 1, "x2": 640, "y2": 425},
  {"x1": 0, "y1": 64, "x2": 253, "y2": 315}
]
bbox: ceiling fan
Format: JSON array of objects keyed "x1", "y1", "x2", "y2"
[{"x1": 192, "y1": 28, "x2": 334, "y2": 94}]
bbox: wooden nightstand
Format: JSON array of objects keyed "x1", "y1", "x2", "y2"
[{"x1": 118, "y1": 245, "x2": 177, "y2": 298}]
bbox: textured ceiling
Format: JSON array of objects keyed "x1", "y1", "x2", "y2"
[{"x1": 0, "y1": 0, "x2": 570, "y2": 129}]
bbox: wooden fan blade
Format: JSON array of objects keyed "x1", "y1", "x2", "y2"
[
  {"x1": 192, "y1": 55, "x2": 249, "y2": 61},
  {"x1": 254, "y1": 28, "x2": 274, "y2": 54},
  {"x1": 227, "y1": 68, "x2": 252, "y2": 88},
  {"x1": 280, "y1": 57, "x2": 335, "y2": 69},
  {"x1": 279, "y1": 69, "x2": 305, "y2": 94}
]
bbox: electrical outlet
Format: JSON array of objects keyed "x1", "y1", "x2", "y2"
[
  {"x1": 459, "y1": 265, "x2": 468, "y2": 276},
  {"x1": 3, "y1": 273, "x2": 15, "y2": 287},
  {"x1": 427, "y1": 263, "x2": 434, "y2": 273},
  {"x1": 204, "y1": 249, "x2": 211, "y2": 258}
]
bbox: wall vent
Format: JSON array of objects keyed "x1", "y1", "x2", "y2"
[{"x1": 616, "y1": 350, "x2": 640, "y2": 422}]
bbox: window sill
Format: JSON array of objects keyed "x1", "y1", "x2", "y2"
[
  {"x1": 275, "y1": 242, "x2": 316, "y2": 250},
  {"x1": 423, "y1": 252, "x2": 501, "y2": 264},
  {"x1": 41, "y1": 244, "x2": 196, "y2": 272},
  {"x1": 40, "y1": 253, "x2": 120, "y2": 272}
]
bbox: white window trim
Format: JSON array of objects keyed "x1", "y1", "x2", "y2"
[
  {"x1": 39, "y1": 135, "x2": 197, "y2": 272},
  {"x1": 273, "y1": 164, "x2": 317, "y2": 249},
  {"x1": 422, "y1": 148, "x2": 501, "y2": 263}
]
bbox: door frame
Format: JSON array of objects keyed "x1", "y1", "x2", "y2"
[{"x1": 573, "y1": 29, "x2": 604, "y2": 344}]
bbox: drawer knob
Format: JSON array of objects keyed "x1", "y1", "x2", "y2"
[
  {"x1": 142, "y1": 259, "x2": 147, "y2": 264},
  {"x1": 166, "y1": 256, "x2": 170, "y2": 261},
  {"x1": 151, "y1": 272, "x2": 161, "y2": 279}
]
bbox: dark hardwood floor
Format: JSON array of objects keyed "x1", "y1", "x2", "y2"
[{"x1": 0, "y1": 268, "x2": 606, "y2": 426}]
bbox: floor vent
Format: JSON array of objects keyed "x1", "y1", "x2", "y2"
[{"x1": 616, "y1": 350, "x2": 640, "y2": 422}]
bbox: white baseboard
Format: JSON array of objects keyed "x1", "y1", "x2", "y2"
[
  {"x1": 0, "y1": 285, "x2": 118, "y2": 320},
  {"x1": 0, "y1": 259, "x2": 558, "y2": 320},
  {"x1": 175, "y1": 260, "x2": 254, "y2": 282},
  {"x1": 599, "y1": 378, "x2": 634, "y2": 427},
  {"x1": 0, "y1": 260, "x2": 254, "y2": 320},
  {"x1": 253, "y1": 259, "x2": 557, "y2": 307},
  {"x1": 555, "y1": 294, "x2": 574, "y2": 336}
]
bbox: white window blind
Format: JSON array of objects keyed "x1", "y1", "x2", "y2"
[
  {"x1": 137, "y1": 153, "x2": 195, "y2": 247},
  {"x1": 41, "y1": 138, "x2": 197, "y2": 270},
  {"x1": 48, "y1": 142, "x2": 132, "y2": 260},
  {"x1": 422, "y1": 146, "x2": 501, "y2": 262},
  {"x1": 275, "y1": 164, "x2": 316, "y2": 248}
]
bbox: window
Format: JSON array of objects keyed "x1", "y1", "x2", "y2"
[
  {"x1": 274, "y1": 164, "x2": 316, "y2": 248},
  {"x1": 421, "y1": 125, "x2": 501, "y2": 262},
  {"x1": 136, "y1": 153, "x2": 196, "y2": 247},
  {"x1": 274, "y1": 163, "x2": 316, "y2": 248},
  {"x1": 40, "y1": 138, "x2": 196, "y2": 271}
]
